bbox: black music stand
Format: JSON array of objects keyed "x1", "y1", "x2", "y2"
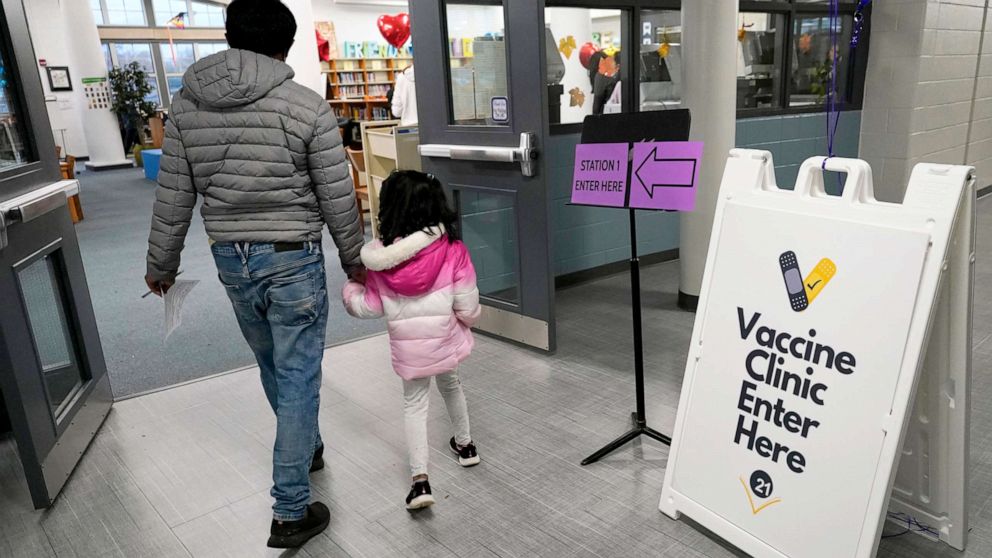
[{"x1": 577, "y1": 110, "x2": 691, "y2": 466}]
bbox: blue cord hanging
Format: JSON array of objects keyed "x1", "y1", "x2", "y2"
[
  {"x1": 823, "y1": 0, "x2": 841, "y2": 170},
  {"x1": 825, "y1": 0, "x2": 872, "y2": 175}
]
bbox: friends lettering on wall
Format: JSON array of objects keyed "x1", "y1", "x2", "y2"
[{"x1": 341, "y1": 41, "x2": 412, "y2": 60}]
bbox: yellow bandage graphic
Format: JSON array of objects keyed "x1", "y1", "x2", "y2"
[{"x1": 803, "y1": 258, "x2": 836, "y2": 304}]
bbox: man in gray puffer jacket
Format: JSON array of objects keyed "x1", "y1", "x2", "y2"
[{"x1": 144, "y1": 0, "x2": 360, "y2": 549}]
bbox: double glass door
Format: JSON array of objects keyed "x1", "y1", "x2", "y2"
[{"x1": 0, "y1": 0, "x2": 112, "y2": 509}]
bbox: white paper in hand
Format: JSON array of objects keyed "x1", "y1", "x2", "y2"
[{"x1": 164, "y1": 279, "x2": 199, "y2": 341}]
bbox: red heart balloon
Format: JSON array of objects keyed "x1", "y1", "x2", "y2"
[
  {"x1": 579, "y1": 42, "x2": 600, "y2": 70},
  {"x1": 377, "y1": 13, "x2": 411, "y2": 49}
]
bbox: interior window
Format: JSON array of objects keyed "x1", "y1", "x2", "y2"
[
  {"x1": 639, "y1": 9, "x2": 681, "y2": 113},
  {"x1": 444, "y1": 2, "x2": 510, "y2": 126},
  {"x1": 789, "y1": 13, "x2": 854, "y2": 107},
  {"x1": 545, "y1": 8, "x2": 625, "y2": 125},
  {"x1": 0, "y1": 43, "x2": 32, "y2": 170},
  {"x1": 737, "y1": 12, "x2": 784, "y2": 110}
]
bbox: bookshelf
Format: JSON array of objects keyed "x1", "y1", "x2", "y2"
[{"x1": 322, "y1": 57, "x2": 413, "y2": 122}]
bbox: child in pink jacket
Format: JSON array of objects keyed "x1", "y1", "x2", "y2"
[{"x1": 342, "y1": 170, "x2": 482, "y2": 510}]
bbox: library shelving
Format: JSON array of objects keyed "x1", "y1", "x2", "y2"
[{"x1": 322, "y1": 57, "x2": 412, "y2": 122}]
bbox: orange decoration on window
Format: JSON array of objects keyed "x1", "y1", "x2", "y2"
[{"x1": 598, "y1": 55, "x2": 619, "y2": 78}]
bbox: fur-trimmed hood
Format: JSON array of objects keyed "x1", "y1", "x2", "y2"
[{"x1": 360, "y1": 226, "x2": 448, "y2": 297}]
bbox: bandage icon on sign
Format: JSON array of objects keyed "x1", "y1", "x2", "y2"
[
  {"x1": 778, "y1": 252, "x2": 836, "y2": 312},
  {"x1": 803, "y1": 258, "x2": 836, "y2": 304}
]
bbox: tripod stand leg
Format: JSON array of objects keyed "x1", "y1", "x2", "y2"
[
  {"x1": 581, "y1": 428, "x2": 642, "y2": 466},
  {"x1": 643, "y1": 426, "x2": 673, "y2": 446}
]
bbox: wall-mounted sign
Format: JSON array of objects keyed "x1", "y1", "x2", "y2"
[{"x1": 81, "y1": 77, "x2": 110, "y2": 110}]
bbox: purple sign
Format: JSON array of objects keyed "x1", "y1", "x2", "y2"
[
  {"x1": 570, "y1": 141, "x2": 703, "y2": 211},
  {"x1": 570, "y1": 143, "x2": 629, "y2": 207},
  {"x1": 629, "y1": 142, "x2": 703, "y2": 211}
]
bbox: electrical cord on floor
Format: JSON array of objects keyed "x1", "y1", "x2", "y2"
[{"x1": 881, "y1": 512, "x2": 940, "y2": 540}]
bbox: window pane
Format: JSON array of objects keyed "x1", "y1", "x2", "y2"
[
  {"x1": 105, "y1": 0, "x2": 146, "y2": 26},
  {"x1": 160, "y1": 43, "x2": 196, "y2": 74},
  {"x1": 167, "y1": 75, "x2": 183, "y2": 99},
  {"x1": 191, "y1": 1, "x2": 225, "y2": 27},
  {"x1": 0, "y1": 45, "x2": 32, "y2": 170},
  {"x1": 114, "y1": 43, "x2": 154, "y2": 72},
  {"x1": 18, "y1": 254, "x2": 84, "y2": 419},
  {"x1": 790, "y1": 14, "x2": 854, "y2": 108},
  {"x1": 154, "y1": 0, "x2": 189, "y2": 26},
  {"x1": 640, "y1": 9, "x2": 681, "y2": 112},
  {"x1": 112, "y1": 43, "x2": 161, "y2": 106},
  {"x1": 737, "y1": 12, "x2": 783, "y2": 110},
  {"x1": 459, "y1": 190, "x2": 520, "y2": 304},
  {"x1": 445, "y1": 2, "x2": 509, "y2": 126},
  {"x1": 545, "y1": 8, "x2": 624, "y2": 125},
  {"x1": 91, "y1": 0, "x2": 105, "y2": 25},
  {"x1": 102, "y1": 43, "x2": 113, "y2": 72}
]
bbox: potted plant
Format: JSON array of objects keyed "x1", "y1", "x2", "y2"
[{"x1": 108, "y1": 61, "x2": 157, "y2": 160}]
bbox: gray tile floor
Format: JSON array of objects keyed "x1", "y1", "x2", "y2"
[{"x1": 2, "y1": 195, "x2": 991, "y2": 557}]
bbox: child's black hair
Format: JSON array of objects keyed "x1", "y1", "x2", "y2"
[
  {"x1": 226, "y1": 0, "x2": 297, "y2": 58},
  {"x1": 377, "y1": 170, "x2": 460, "y2": 246}
]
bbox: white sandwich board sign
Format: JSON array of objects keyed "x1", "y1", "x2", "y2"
[{"x1": 659, "y1": 150, "x2": 975, "y2": 558}]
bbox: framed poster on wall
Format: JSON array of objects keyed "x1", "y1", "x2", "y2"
[{"x1": 46, "y1": 66, "x2": 71, "y2": 91}]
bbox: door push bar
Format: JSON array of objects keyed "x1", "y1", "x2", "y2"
[
  {"x1": 419, "y1": 132, "x2": 539, "y2": 177},
  {"x1": 0, "y1": 189, "x2": 67, "y2": 251}
]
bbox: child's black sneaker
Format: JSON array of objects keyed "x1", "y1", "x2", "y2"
[
  {"x1": 405, "y1": 480, "x2": 435, "y2": 510},
  {"x1": 449, "y1": 437, "x2": 481, "y2": 467},
  {"x1": 267, "y1": 502, "x2": 331, "y2": 549},
  {"x1": 310, "y1": 443, "x2": 324, "y2": 473}
]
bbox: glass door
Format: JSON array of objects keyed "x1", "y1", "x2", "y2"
[
  {"x1": 0, "y1": 0, "x2": 112, "y2": 509},
  {"x1": 411, "y1": 0, "x2": 555, "y2": 351}
]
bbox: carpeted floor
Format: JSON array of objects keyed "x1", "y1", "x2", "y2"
[{"x1": 74, "y1": 167, "x2": 385, "y2": 399}]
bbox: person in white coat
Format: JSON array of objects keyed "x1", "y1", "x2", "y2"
[{"x1": 391, "y1": 65, "x2": 418, "y2": 126}]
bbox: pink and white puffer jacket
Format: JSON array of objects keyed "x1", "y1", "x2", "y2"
[{"x1": 342, "y1": 226, "x2": 481, "y2": 380}]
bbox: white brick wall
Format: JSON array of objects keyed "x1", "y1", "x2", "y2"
[{"x1": 860, "y1": 0, "x2": 991, "y2": 201}]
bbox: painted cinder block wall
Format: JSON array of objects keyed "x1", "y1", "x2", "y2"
[{"x1": 860, "y1": 0, "x2": 992, "y2": 202}]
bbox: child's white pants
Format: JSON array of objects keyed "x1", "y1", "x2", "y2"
[{"x1": 402, "y1": 371, "x2": 472, "y2": 478}]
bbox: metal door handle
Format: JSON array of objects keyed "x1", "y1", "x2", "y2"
[
  {"x1": 0, "y1": 190, "x2": 68, "y2": 250},
  {"x1": 7, "y1": 190, "x2": 66, "y2": 224},
  {"x1": 419, "y1": 133, "x2": 539, "y2": 177}
]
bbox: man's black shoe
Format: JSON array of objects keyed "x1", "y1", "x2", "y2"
[
  {"x1": 310, "y1": 443, "x2": 325, "y2": 473},
  {"x1": 267, "y1": 502, "x2": 331, "y2": 549}
]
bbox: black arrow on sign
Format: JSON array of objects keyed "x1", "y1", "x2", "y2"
[{"x1": 634, "y1": 147, "x2": 698, "y2": 199}]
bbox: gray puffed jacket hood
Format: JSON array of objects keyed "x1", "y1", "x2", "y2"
[{"x1": 147, "y1": 49, "x2": 363, "y2": 281}]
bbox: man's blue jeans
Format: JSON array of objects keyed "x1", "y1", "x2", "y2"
[{"x1": 212, "y1": 241, "x2": 328, "y2": 521}]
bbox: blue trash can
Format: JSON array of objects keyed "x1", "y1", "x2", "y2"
[{"x1": 143, "y1": 149, "x2": 162, "y2": 181}]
